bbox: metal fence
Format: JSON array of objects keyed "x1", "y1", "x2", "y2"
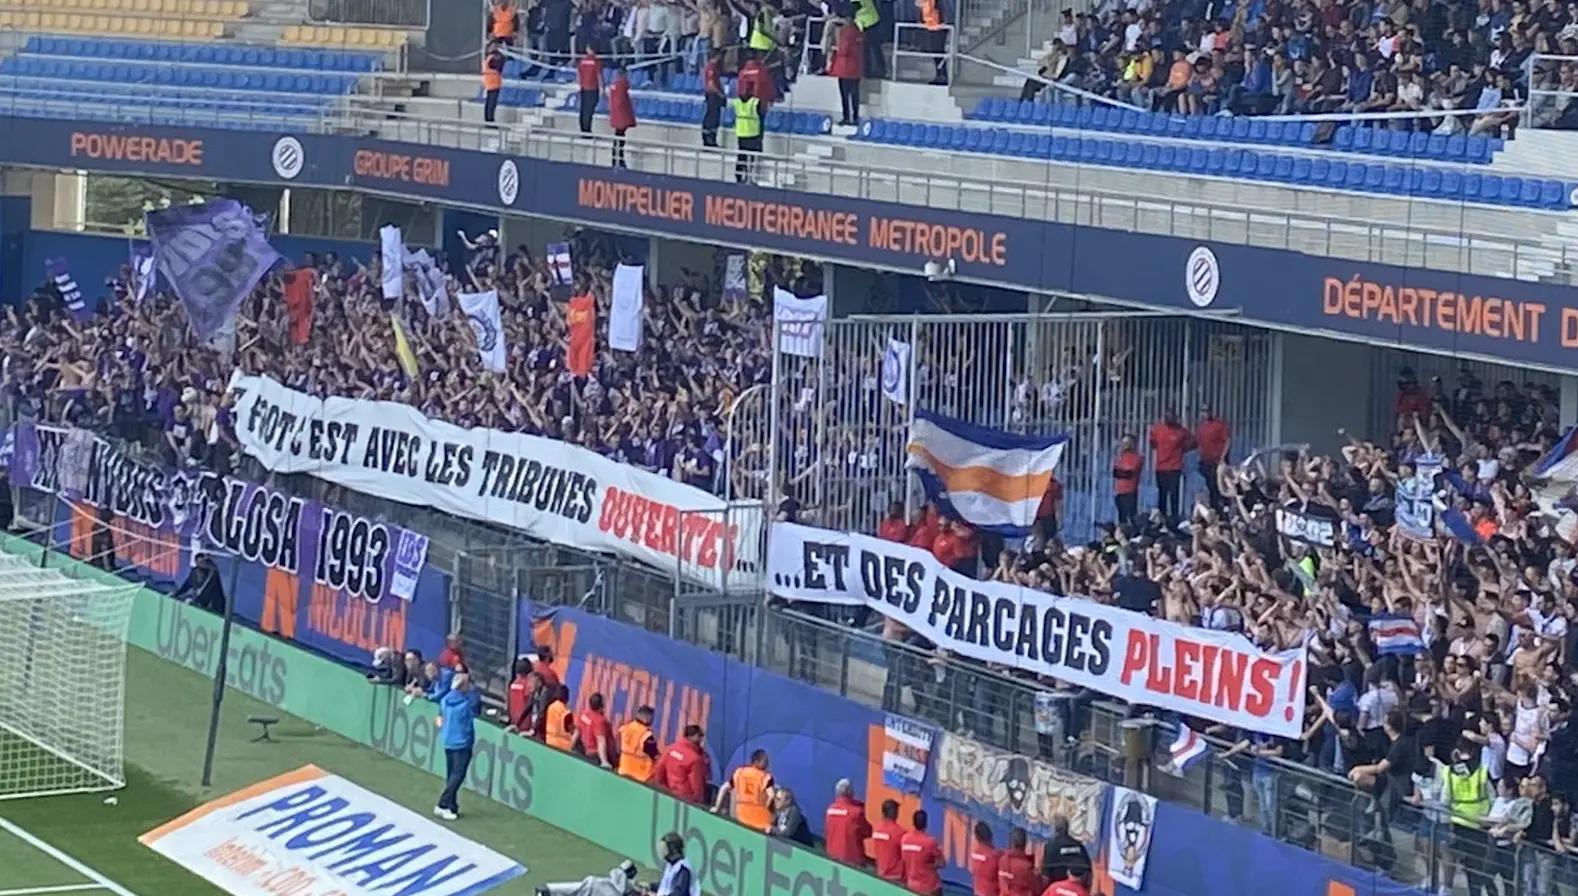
[
  {"x1": 770, "y1": 313, "x2": 1278, "y2": 539},
  {"x1": 308, "y1": 0, "x2": 429, "y2": 29},
  {"x1": 14, "y1": 408, "x2": 1578, "y2": 891}
]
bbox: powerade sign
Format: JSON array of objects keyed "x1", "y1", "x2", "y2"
[{"x1": 4, "y1": 114, "x2": 1577, "y2": 370}]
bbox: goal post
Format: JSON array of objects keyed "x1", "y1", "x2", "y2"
[{"x1": 0, "y1": 553, "x2": 136, "y2": 801}]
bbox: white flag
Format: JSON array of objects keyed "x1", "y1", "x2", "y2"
[
  {"x1": 458, "y1": 289, "x2": 507, "y2": 373},
  {"x1": 404, "y1": 249, "x2": 448, "y2": 317},
  {"x1": 1107, "y1": 786, "x2": 1158, "y2": 889},
  {"x1": 609, "y1": 264, "x2": 645, "y2": 353},
  {"x1": 772, "y1": 287, "x2": 828, "y2": 358},
  {"x1": 881, "y1": 338, "x2": 910, "y2": 405},
  {"x1": 379, "y1": 225, "x2": 403, "y2": 301},
  {"x1": 547, "y1": 242, "x2": 574, "y2": 286}
]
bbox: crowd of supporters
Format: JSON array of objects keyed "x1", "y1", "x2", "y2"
[
  {"x1": 12, "y1": 233, "x2": 1578, "y2": 889},
  {"x1": 1015, "y1": 0, "x2": 1569, "y2": 137},
  {"x1": 852, "y1": 367, "x2": 1578, "y2": 888},
  {"x1": 3, "y1": 235, "x2": 817, "y2": 498}
]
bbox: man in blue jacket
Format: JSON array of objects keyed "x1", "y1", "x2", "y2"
[{"x1": 434, "y1": 672, "x2": 480, "y2": 821}]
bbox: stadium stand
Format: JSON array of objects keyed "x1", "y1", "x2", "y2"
[
  {"x1": 0, "y1": 37, "x2": 378, "y2": 128},
  {"x1": 280, "y1": 23, "x2": 408, "y2": 51}
]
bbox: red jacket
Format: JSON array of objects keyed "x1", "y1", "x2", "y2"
[
  {"x1": 997, "y1": 851, "x2": 1041, "y2": 896},
  {"x1": 1197, "y1": 416, "x2": 1230, "y2": 464},
  {"x1": 577, "y1": 52, "x2": 601, "y2": 91},
  {"x1": 737, "y1": 59, "x2": 776, "y2": 107},
  {"x1": 608, "y1": 74, "x2": 636, "y2": 130},
  {"x1": 1041, "y1": 881, "x2": 1088, "y2": 896},
  {"x1": 877, "y1": 516, "x2": 909, "y2": 542},
  {"x1": 576, "y1": 707, "x2": 615, "y2": 764},
  {"x1": 871, "y1": 820, "x2": 906, "y2": 882},
  {"x1": 703, "y1": 57, "x2": 724, "y2": 95},
  {"x1": 506, "y1": 674, "x2": 534, "y2": 730},
  {"x1": 823, "y1": 796, "x2": 872, "y2": 866},
  {"x1": 969, "y1": 844, "x2": 1002, "y2": 896},
  {"x1": 1148, "y1": 421, "x2": 1195, "y2": 473},
  {"x1": 829, "y1": 23, "x2": 864, "y2": 79},
  {"x1": 901, "y1": 830, "x2": 943, "y2": 895},
  {"x1": 652, "y1": 739, "x2": 710, "y2": 803}
]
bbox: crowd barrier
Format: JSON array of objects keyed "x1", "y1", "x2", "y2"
[{"x1": 5, "y1": 528, "x2": 1472, "y2": 896}]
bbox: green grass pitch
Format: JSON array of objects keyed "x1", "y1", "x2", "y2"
[{"x1": 0, "y1": 647, "x2": 634, "y2": 895}]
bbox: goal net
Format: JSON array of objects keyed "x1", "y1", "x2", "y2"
[{"x1": 0, "y1": 552, "x2": 136, "y2": 800}]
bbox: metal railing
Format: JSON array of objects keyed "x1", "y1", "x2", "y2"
[
  {"x1": 0, "y1": 62, "x2": 1573, "y2": 285},
  {"x1": 309, "y1": 0, "x2": 429, "y2": 29},
  {"x1": 890, "y1": 21, "x2": 953, "y2": 84},
  {"x1": 14, "y1": 402, "x2": 1578, "y2": 892},
  {"x1": 1527, "y1": 53, "x2": 1578, "y2": 131}
]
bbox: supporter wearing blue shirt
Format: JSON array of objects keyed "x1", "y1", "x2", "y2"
[{"x1": 433, "y1": 673, "x2": 480, "y2": 821}]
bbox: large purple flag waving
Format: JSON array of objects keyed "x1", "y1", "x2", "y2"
[{"x1": 145, "y1": 198, "x2": 279, "y2": 339}]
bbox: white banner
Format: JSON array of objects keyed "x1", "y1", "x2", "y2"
[
  {"x1": 880, "y1": 338, "x2": 910, "y2": 405},
  {"x1": 229, "y1": 373, "x2": 760, "y2": 588},
  {"x1": 140, "y1": 765, "x2": 524, "y2": 896},
  {"x1": 772, "y1": 288, "x2": 828, "y2": 358},
  {"x1": 768, "y1": 523, "x2": 1307, "y2": 737},
  {"x1": 458, "y1": 289, "x2": 507, "y2": 373},
  {"x1": 379, "y1": 225, "x2": 403, "y2": 301},
  {"x1": 1107, "y1": 787, "x2": 1158, "y2": 889},
  {"x1": 609, "y1": 264, "x2": 645, "y2": 353}
]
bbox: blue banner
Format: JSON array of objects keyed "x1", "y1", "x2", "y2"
[
  {"x1": 9, "y1": 422, "x2": 447, "y2": 666},
  {"x1": 145, "y1": 198, "x2": 280, "y2": 338}
]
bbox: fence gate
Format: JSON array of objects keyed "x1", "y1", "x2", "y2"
[{"x1": 768, "y1": 312, "x2": 1279, "y2": 540}]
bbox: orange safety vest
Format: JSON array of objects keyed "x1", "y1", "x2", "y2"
[
  {"x1": 617, "y1": 720, "x2": 656, "y2": 782},
  {"x1": 920, "y1": 0, "x2": 942, "y2": 29},
  {"x1": 731, "y1": 766, "x2": 774, "y2": 829},
  {"x1": 482, "y1": 53, "x2": 503, "y2": 91},
  {"x1": 492, "y1": 4, "x2": 517, "y2": 37},
  {"x1": 545, "y1": 701, "x2": 574, "y2": 751}
]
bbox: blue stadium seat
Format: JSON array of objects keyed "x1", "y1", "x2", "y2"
[
  {"x1": 1381, "y1": 167, "x2": 1404, "y2": 193},
  {"x1": 1030, "y1": 103, "x2": 1051, "y2": 126},
  {"x1": 1139, "y1": 143, "x2": 1159, "y2": 168},
  {"x1": 1156, "y1": 145, "x2": 1177, "y2": 169},
  {"x1": 1325, "y1": 160, "x2": 1347, "y2": 188},
  {"x1": 1350, "y1": 127, "x2": 1371, "y2": 153},
  {"x1": 1500, "y1": 177, "x2": 1523, "y2": 205},
  {"x1": 1187, "y1": 147, "x2": 1209, "y2": 173},
  {"x1": 1445, "y1": 133, "x2": 1466, "y2": 161},
  {"x1": 1273, "y1": 156, "x2": 1294, "y2": 181},
  {"x1": 1254, "y1": 153, "x2": 1276, "y2": 179},
  {"x1": 1541, "y1": 180, "x2": 1569, "y2": 209},
  {"x1": 1005, "y1": 130, "x2": 1025, "y2": 154},
  {"x1": 1467, "y1": 136, "x2": 1492, "y2": 163},
  {"x1": 1290, "y1": 157, "x2": 1311, "y2": 183},
  {"x1": 1519, "y1": 179, "x2": 1542, "y2": 207}
]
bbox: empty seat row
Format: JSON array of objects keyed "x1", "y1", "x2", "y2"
[
  {"x1": 0, "y1": 82, "x2": 324, "y2": 113},
  {"x1": 559, "y1": 91, "x2": 831, "y2": 134},
  {"x1": 282, "y1": 24, "x2": 405, "y2": 49},
  {"x1": 2, "y1": 98, "x2": 318, "y2": 130},
  {"x1": 968, "y1": 97, "x2": 1499, "y2": 164},
  {"x1": 25, "y1": 36, "x2": 379, "y2": 71},
  {"x1": 857, "y1": 120, "x2": 1572, "y2": 210},
  {"x1": 478, "y1": 85, "x2": 544, "y2": 108},
  {"x1": 0, "y1": 58, "x2": 356, "y2": 93},
  {"x1": 3, "y1": 0, "x2": 244, "y2": 14},
  {"x1": 0, "y1": 11, "x2": 223, "y2": 37}
]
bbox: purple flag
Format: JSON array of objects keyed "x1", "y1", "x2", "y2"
[
  {"x1": 45, "y1": 257, "x2": 90, "y2": 320},
  {"x1": 145, "y1": 198, "x2": 280, "y2": 339}
]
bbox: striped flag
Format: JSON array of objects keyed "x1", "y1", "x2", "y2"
[
  {"x1": 1163, "y1": 723, "x2": 1209, "y2": 775},
  {"x1": 881, "y1": 715, "x2": 935, "y2": 793},
  {"x1": 547, "y1": 242, "x2": 573, "y2": 286},
  {"x1": 1368, "y1": 613, "x2": 1424, "y2": 656},
  {"x1": 905, "y1": 409, "x2": 1067, "y2": 537},
  {"x1": 46, "y1": 257, "x2": 90, "y2": 319}
]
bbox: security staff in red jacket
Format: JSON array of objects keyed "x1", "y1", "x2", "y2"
[
  {"x1": 900, "y1": 810, "x2": 943, "y2": 895},
  {"x1": 996, "y1": 828, "x2": 1041, "y2": 896},
  {"x1": 576, "y1": 46, "x2": 601, "y2": 134},
  {"x1": 870, "y1": 799, "x2": 906, "y2": 883},
  {"x1": 607, "y1": 64, "x2": 635, "y2": 168},
  {"x1": 828, "y1": 18, "x2": 864, "y2": 125},
  {"x1": 968, "y1": 822, "x2": 1002, "y2": 896},
  {"x1": 701, "y1": 48, "x2": 726, "y2": 147},
  {"x1": 1148, "y1": 408, "x2": 1195, "y2": 524},
  {"x1": 651, "y1": 724, "x2": 711, "y2": 804},
  {"x1": 822, "y1": 778, "x2": 872, "y2": 867}
]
